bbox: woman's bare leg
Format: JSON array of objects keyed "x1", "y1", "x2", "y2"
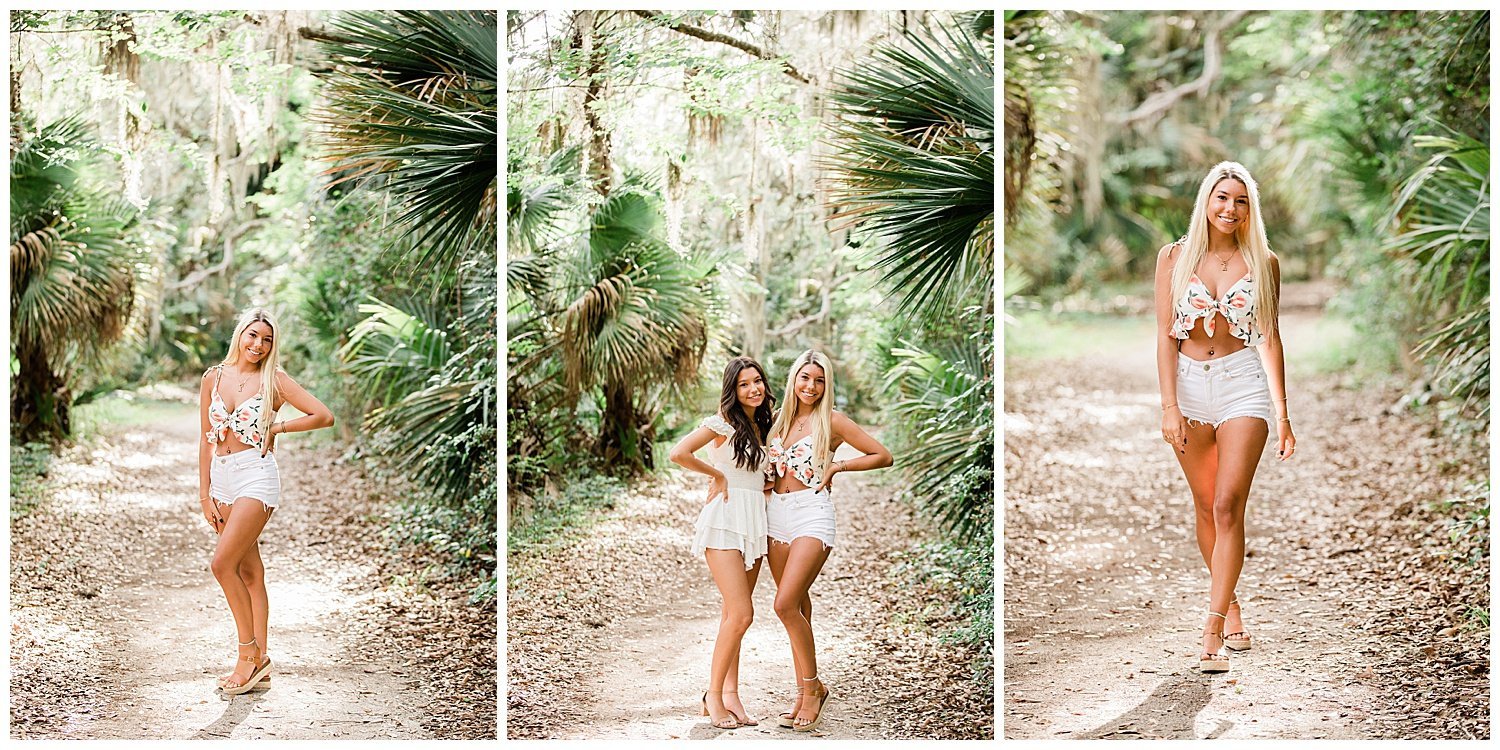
[
  {"x1": 1174, "y1": 421, "x2": 1219, "y2": 570},
  {"x1": 720, "y1": 558, "x2": 762, "y2": 724},
  {"x1": 1173, "y1": 422, "x2": 1229, "y2": 658},
  {"x1": 238, "y1": 536, "x2": 270, "y2": 661},
  {"x1": 212, "y1": 498, "x2": 272, "y2": 686},
  {"x1": 1207, "y1": 418, "x2": 1268, "y2": 635},
  {"x1": 704, "y1": 550, "x2": 755, "y2": 725},
  {"x1": 771, "y1": 537, "x2": 831, "y2": 728},
  {"x1": 214, "y1": 506, "x2": 273, "y2": 683},
  {"x1": 766, "y1": 541, "x2": 804, "y2": 719}
]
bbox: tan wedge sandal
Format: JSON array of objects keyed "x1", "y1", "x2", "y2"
[
  {"x1": 217, "y1": 638, "x2": 271, "y2": 690},
  {"x1": 792, "y1": 675, "x2": 831, "y2": 733},
  {"x1": 1223, "y1": 598, "x2": 1252, "y2": 652},
  {"x1": 220, "y1": 638, "x2": 272, "y2": 696},
  {"x1": 1199, "y1": 611, "x2": 1230, "y2": 674}
]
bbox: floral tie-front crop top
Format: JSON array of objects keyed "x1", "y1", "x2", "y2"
[
  {"x1": 206, "y1": 366, "x2": 269, "y2": 450},
  {"x1": 767, "y1": 433, "x2": 823, "y2": 489},
  {"x1": 1172, "y1": 272, "x2": 1263, "y2": 347}
]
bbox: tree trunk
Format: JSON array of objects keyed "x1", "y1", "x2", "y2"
[
  {"x1": 600, "y1": 381, "x2": 651, "y2": 473},
  {"x1": 742, "y1": 111, "x2": 767, "y2": 360},
  {"x1": 577, "y1": 11, "x2": 612, "y2": 196},
  {"x1": 12, "y1": 336, "x2": 70, "y2": 443}
]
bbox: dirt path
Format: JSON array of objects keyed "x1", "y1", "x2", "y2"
[
  {"x1": 1004, "y1": 307, "x2": 1489, "y2": 739},
  {"x1": 508, "y1": 450, "x2": 993, "y2": 740},
  {"x1": 11, "y1": 403, "x2": 433, "y2": 739}
]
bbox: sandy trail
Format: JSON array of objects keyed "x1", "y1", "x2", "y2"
[
  {"x1": 1004, "y1": 304, "x2": 1487, "y2": 739},
  {"x1": 11, "y1": 404, "x2": 431, "y2": 739},
  {"x1": 508, "y1": 445, "x2": 993, "y2": 740}
]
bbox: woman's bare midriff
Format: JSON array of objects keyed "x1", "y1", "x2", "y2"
[
  {"x1": 212, "y1": 392, "x2": 281, "y2": 456},
  {"x1": 1177, "y1": 318, "x2": 1248, "y2": 361}
]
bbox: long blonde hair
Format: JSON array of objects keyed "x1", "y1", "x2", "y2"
[
  {"x1": 770, "y1": 350, "x2": 835, "y2": 480},
  {"x1": 1169, "y1": 161, "x2": 1278, "y2": 338},
  {"x1": 221, "y1": 307, "x2": 280, "y2": 438}
]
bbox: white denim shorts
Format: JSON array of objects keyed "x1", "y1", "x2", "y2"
[
  {"x1": 209, "y1": 450, "x2": 281, "y2": 510},
  {"x1": 767, "y1": 488, "x2": 836, "y2": 550},
  {"x1": 1176, "y1": 347, "x2": 1275, "y2": 430}
]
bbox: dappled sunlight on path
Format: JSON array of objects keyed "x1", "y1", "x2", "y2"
[
  {"x1": 11, "y1": 402, "x2": 432, "y2": 739},
  {"x1": 1005, "y1": 306, "x2": 1489, "y2": 739}
]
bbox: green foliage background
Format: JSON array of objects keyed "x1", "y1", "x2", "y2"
[
  {"x1": 1005, "y1": 9, "x2": 1488, "y2": 617},
  {"x1": 9, "y1": 10, "x2": 498, "y2": 601},
  {"x1": 508, "y1": 10, "x2": 994, "y2": 676}
]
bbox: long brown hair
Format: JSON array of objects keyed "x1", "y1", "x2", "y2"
[{"x1": 718, "y1": 356, "x2": 775, "y2": 470}]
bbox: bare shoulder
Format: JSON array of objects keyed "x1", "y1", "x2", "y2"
[
  {"x1": 274, "y1": 368, "x2": 296, "y2": 387},
  {"x1": 1157, "y1": 241, "x2": 1182, "y2": 269},
  {"x1": 830, "y1": 410, "x2": 857, "y2": 432}
]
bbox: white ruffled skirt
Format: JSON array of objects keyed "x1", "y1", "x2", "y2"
[{"x1": 691, "y1": 486, "x2": 768, "y2": 569}]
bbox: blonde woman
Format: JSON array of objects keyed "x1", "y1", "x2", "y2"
[
  {"x1": 764, "y1": 350, "x2": 893, "y2": 731},
  {"x1": 198, "y1": 308, "x2": 334, "y2": 694},
  {"x1": 1153, "y1": 162, "x2": 1296, "y2": 674}
]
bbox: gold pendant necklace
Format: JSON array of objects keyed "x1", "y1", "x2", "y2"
[{"x1": 1213, "y1": 249, "x2": 1234, "y2": 272}]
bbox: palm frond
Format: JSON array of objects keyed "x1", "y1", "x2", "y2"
[
  {"x1": 883, "y1": 326, "x2": 994, "y2": 541},
  {"x1": 825, "y1": 17, "x2": 995, "y2": 319},
  {"x1": 342, "y1": 294, "x2": 495, "y2": 503},
  {"x1": 315, "y1": 10, "x2": 499, "y2": 277},
  {"x1": 1386, "y1": 130, "x2": 1489, "y2": 418},
  {"x1": 339, "y1": 298, "x2": 453, "y2": 405}
]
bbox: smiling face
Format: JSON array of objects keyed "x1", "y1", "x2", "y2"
[
  {"x1": 794, "y1": 363, "x2": 826, "y2": 408},
  {"x1": 1207, "y1": 177, "x2": 1249, "y2": 236},
  {"x1": 735, "y1": 365, "x2": 766, "y2": 410},
  {"x1": 238, "y1": 321, "x2": 275, "y2": 367}
]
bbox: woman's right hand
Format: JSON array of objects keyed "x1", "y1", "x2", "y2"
[
  {"x1": 706, "y1": 474, "x2": 728, "y2": 503},
  {"x1": 1161, "y1": 407, "x2": 1188, "y2": 454},
  {"x1": 201, "y1": 497, "x2": 224, "y2": 534}
]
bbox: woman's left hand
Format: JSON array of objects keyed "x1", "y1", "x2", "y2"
[
  {"x1": 259, "y1": 422, "x2": 279, "y2": 457},
  {"x1": 1276, "y1": 420, "x2": 1297, "y2": 461},
  {"x1": 814, "y1": 463, "x2": 840, "y2": 493}
]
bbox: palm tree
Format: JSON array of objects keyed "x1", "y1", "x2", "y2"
[
  {"x1": 313, "y1": 11, "x2": 498, "y2": 574},
  {"x1": 11, "y1": 117, "x2": 140, "y2": 442},
  {"x1": 556, "y1": 186, "x2": 710, "y2": 471},
  {"x1": 314, "y1": 10, "x2": 498, "y2": 278},
  {"x1": 824, "y1": 11, "x2": 994, "y2": 320}
]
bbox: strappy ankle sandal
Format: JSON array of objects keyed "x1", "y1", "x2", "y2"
[
  {"x1": 220, "y1": 638, "x2": 272, "y2": 695},
  {"x1": 721, "y1": 690, "x2": 757, "y2": 726},
  {"x1": 792, "y1": 675, "x2": 831, "y2": 733},
  {"x1": 1223, "y1": 598, "x2": 1252, "y2": 652},
  {"x1": 217, "y1": 648, "x2": 271, "y2": 691},
  {"x1": 776, "y1": 685, "x2": 803, "y2": 728},
  {"x1": 217, "y1": 638, "x2": 255, "y2": 688},
  {"x1": 1199, "y1": 611, "x2": 1230, "y2": 674},
  {"x1": 700, "y1": 690, "x2": 740, "y2": 730}
]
